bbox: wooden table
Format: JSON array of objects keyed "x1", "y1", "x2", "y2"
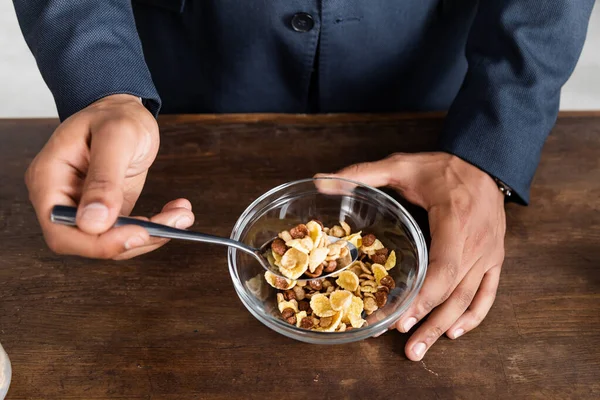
[{"x1": 0, "y1": 114, "x2": 599, "y2": 400}]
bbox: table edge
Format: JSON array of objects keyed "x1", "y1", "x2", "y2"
[{"x1": 1, "y1": 110, "x2": 599, "y2": 124}]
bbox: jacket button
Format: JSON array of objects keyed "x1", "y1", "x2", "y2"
[{"x1": 291, "y1": 13, "x2": 315, "y2": 32}]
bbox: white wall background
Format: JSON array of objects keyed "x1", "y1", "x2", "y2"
[{"x1": 1, "y1": 2, "x2": 598, "y2": 118}]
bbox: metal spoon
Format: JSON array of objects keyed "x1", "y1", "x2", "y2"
[{"x1": 50, "y1": 205, "x2": 358, "y2": 281}]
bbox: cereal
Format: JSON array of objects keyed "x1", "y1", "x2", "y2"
[
  {"x1": 278, "y1": 230, "x2": 293, "y2": 242},
  {"x1": 385, "y1": 250, "x2": 397, "y2": 270},
  {"x1": 309, "y1": 247, "x2": 329, "y2": 273},
  {"x1": 306, "y1": 220, "x2": 323, "y2": 245},
  {"x1": 279, "y1": 248, "x2": 309, "y2": 280},
  {"x1": 371, "y1": 264, "x2": 388, "y2": 286},
  {"x1": 340, "y1": 220, "x2": 352, "y2": 236},
  {"x1": 336, "y1": 271, "x2": 360, "y2": 292},
  {"x1": 295, "y1": 311, "x2": 308, "y2": 328},
  {"x1": 278, "y1": 299, "x2": 299, "y2": 313},
  {"x1": 260, "y1": 220, "x2": 402, "y2": 332},
  {"x1": 264, "y1": 271, "x2": 296, "y2": 290},
  {"x1": 344, "y1": 232, "x2": 363, "y2": 250},
  {"x1": 329, "y1": 290, "x2": 353, "y2": 311},
  {"x1": 285, "y1": 237, "x2": 313, "y2": 254},
  {"x1": 330, "y1": 225, "x2": 346, "y2": 238},
  {"x1": 310, "y1": 293, "x2": 336, "y2": 317},
  {"x1": 316, "y1": 311, "x2": 343, "y2": 332},
  {"x1": 361, "y1": 239, "x2": 385, "y2": 256},
  {"x1": 292, "y1": 285, "x2": 306, "y2": 300}
]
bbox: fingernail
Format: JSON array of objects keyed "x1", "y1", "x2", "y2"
[
  {"x1": 373, "y1": 329, "x2": 388, "y2": 338},
  {"x1": 175, "y1": 216, "x2": 193, "y2": 229},
  {"x1": 124, "y1": 235, "x2": 146, "y2": 250},
  {"x1": 412, "y1": 342, "x2": 427, "y2": 358},
  {"x1": 81, "y1": 203, "x2": 109, "y2": 223},
  {"x1": 403, "y1": 317, "x2": 417, "y2": 332},
  {"x1": 453, "y1": 328, "x2": 464, "y2": 339}
]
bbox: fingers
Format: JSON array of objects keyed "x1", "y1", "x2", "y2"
[
  {"x1": 113, "y1": 199, "x2": 194, "y2": 260},
  {"x1": 396, "y1": 212, "x2": 466, "y2": 333},
  {"x1": 76, "y1": 121, "x2": 139, "y2": 234},
  {"x1": 321, "y1": 158, "x2": 395, "y2": 188},
  {"x1": 403, "y1": 267, "x2": 484, "y2": 361},
  {"x1": 315, "y1": 153, "x2": 426, "y2": 206},
  {"x1": 446, "y1": 266, "x2": 501, "y2": 339}
]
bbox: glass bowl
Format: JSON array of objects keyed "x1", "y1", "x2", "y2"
[{"x1": 228, "y1": 177, "x2": 427, "y2": 344}]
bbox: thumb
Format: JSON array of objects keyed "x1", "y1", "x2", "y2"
[{"x1": 76, "y1": 126, "x2": 138, "y2": 234}]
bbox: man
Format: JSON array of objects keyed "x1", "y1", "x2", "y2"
[{"x1": 12, "y1": 0, "x2": 595, "y2": 361}]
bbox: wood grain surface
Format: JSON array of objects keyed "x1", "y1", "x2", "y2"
[{"x1": 0, "y1": 114, "x2": 599, "y2": 399}]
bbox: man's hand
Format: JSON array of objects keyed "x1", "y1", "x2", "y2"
[
  {"x1": 26, "y1": 94, "x2": 194, "y2": 259},
  {"x1": 321, "y1": 152, "x2": 506, "y2": 360}
]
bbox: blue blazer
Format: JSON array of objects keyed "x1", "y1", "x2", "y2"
[{"x1": 13, "y1": 0, "x2": 595, "y2": 203}]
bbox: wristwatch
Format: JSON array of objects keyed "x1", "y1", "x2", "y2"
[{"x1": 494, "y1": 178, "x2": 513, "y2": 197}]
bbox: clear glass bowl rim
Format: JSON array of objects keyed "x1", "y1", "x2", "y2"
[{"x1": 227, "y1": 177, "x2": 428, "y2": 343}]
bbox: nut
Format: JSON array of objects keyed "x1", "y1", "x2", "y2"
[
  {"x1": 380, "y1": 275, "x2": 396, "y2": 289},
  {"x1": 374, "y1": 290, "x2": 387, "y2": 308},
  {"x1": 320, "y1": 316, "x2": 333, "y2": 328},
  {"x1": 324, "y1": 260, "x2": 337, "y2": 273},
  {"x1": 300, "y1": 317, "x2": 315, "y2": 329},
  {"x1": 305, "y1": 264, "x2": 324, "y2": 278},
  {"x1": 308, "y1": 279, "x2": 323, "y2": 291},
  {"x1": 290, "y1": 224, "x2": 309, "y2": 239},
  {"x1": 271, "y1": 238, "x2": 287, "y2": 256},
  {"x1": 298, "y1": 300, "x2": 311, "y2": 312},
  {"x1": 283, "y1": 289, "x2": 296, "y2": 301},
  {"x1": 362, "y1": 233, "x2": 376, "y2": 247},
  {"x1": 377, "y1": 285, "x2": 390, "y2": 294},
  {"x1": 286, "y1": 315, "x2": 297, "y2": 325},
  {"x1": 370, "y1": 248, "x2": 389, "y2": 264},
  {"x1": 281, "y1": 308, "x2": 295, "y2": 319}
]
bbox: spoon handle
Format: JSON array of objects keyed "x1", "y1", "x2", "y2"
[{"x1": 50, "y1": 205, "x2": 256, "y2": 254}]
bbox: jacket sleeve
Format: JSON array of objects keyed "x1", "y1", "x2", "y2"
[
  {"x1": 439, "y1": 0, "x2": 595, "y2": 204},
  {"x1": 12, "y1": 0, "x2": 161, "y2": 121}
]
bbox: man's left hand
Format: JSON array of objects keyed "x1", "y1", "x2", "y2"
[{"x1": 319, "y1": 152, "x2": 506, "y2": 361}]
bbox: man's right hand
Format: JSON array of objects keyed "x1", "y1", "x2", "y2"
[{"x1": 25, "y1": 94, "x2": 194, "y2": 260}]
